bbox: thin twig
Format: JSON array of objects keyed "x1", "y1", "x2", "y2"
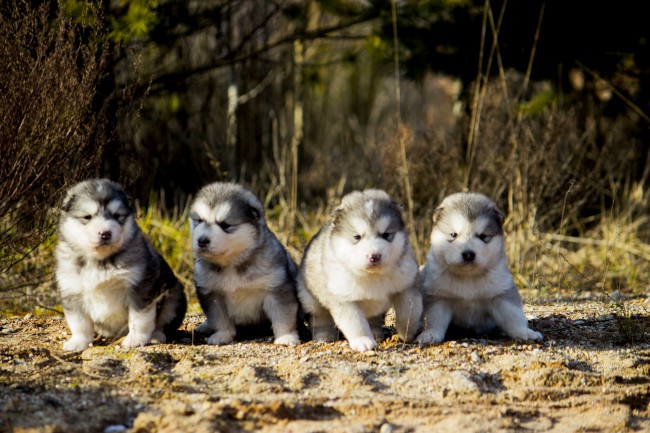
[
  {"x1": 576, "y1": 60, "x2": 650, "y2": 124},
  {"x1": 465, "y1": 0, "x2": 508, "y2": 189},
  {"x1": 556, "y1": 180, "x2": 574, "y2": 295},
  {"x1": 518, "y1": 2, "x2": 545, "y2": 104},
  {"x1": 557, "y1": 251, "x2": 595, "y2": 287},
  {"x1": 543, "y1": 233, "x2": 650, "y2": 260},
  {"x1": 390, "y1": 0, "x2": 420, "y2": 261},
  {"x1": 557, "y1": 252, "x2": 619, "y2": 303},
  {"x1": 465, "y1": 0, "x2": 490, "y2": 188},
  {"x1": 601, "y1": 184, "x2": 618, "y2": 296},
  {"x1": 30, "y1": 351, "x2": 107, "y2": 380}
]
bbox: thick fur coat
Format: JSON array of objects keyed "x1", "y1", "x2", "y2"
[
  {"x1": 190, "y1": 182, "x2": 300, "y2": 345},
  {"x1": 297, "y1": 189, "x2": 422, "y2": 352},
  {"x1": 416, "y1": 192, "x2": 542, "y2": 344},
  {"x1": 56, "y1": 179, "x2": 186, "y2": 352}
]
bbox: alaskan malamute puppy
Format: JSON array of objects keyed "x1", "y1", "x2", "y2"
[
  {"x1": 297, "y1": 189, "x2": 422, "y2": 352},
  {"x1": 55, "y1": 179, "x2": 187, "y2": 352},
  {"x1": 190, "y1": 182, "x2": 300, "y2": 345},
  {"x1": 416, "y1": 192, "x2": 542, "y2": 344}
]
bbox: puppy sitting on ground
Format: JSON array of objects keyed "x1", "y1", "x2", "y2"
[
  {"x1": 190, "y1": 182, "x2": 300, "y2": 346},
  {"x1": 55, "y1": 179, "x2": 187, "y2": 352},
  {"x1": 416, "y1": 192, "x2": 542, "y2": 344},
  {"x1": 297, "y1": 189, "x2": 422, "y2": 352}
]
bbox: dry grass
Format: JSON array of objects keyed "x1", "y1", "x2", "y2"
[
  {"x1": 2, "y1": 174, "x2": 648, "y2": 317},
  {"x1": 137, "y1": 197, "x2": 194, "y2": 290}
]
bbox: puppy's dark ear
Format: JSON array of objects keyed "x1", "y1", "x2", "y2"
[
  {"x1": 493, "y1": 207, "x2": 505, "y2": 228},
  {"x1": 392, "y1": 201, "x2": 405, "y2": 216},
  {"x1": 248, "y1": 206, "x2": 262, "y2": 222},
  {"x1": 61, "y1": 193, "x2": 75, "y2": 212},
  {"x1": 432, "y1": 206, "x2": 444, "y2": 226},
  {"x1": 331, "y1": 205, "x2": 344, "y2": 226},
  {"x1": 123, "y1": 193, "x2": 134, "y2": 211},
  {"x1": 109, "y1": 181, "x2": 133, "y2": 210}
]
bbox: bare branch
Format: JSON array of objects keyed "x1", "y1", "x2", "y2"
[{"x1": 136, "y1": 13, "x2": 377, "y2": 96}]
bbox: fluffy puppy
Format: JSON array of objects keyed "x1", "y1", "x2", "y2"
[
  {"x1": 416, "y1": 192, "x2": 542, "y2": 344},
  {"x1": 55, "y1": 179, "x2": 187, "y2": 352},
  {"x1": 297, "y1": 189, "x2": 422, "y2": 352},
  {"x1": 190, "y1": 182, "x2": 300, "y2": 345}
]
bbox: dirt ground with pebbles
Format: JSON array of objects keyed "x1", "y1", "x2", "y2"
[{"x1": 1, "y1": 297, "x2": 649, "y2": 433}]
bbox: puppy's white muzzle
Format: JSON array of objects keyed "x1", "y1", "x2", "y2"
[{"x1": 82, "y1": 218, "x2": 129, "y2": 259}]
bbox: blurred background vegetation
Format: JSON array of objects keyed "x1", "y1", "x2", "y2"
[{"x1": 1, "y1": 0, "x2": 649, "y2": 313}]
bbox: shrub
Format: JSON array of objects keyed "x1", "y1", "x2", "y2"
[
  {"x1": 0, "y1": 0, "x2": 111, "y2": 307},
  {"x1": 0, "y1": 0, "x2": 109, "y2": 271}
]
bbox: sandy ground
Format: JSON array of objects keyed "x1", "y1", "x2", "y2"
[{"x1": 1, "y1": 298, "x2": 649, "y2": 433}]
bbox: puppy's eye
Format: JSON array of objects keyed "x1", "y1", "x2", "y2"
[
  {"x1": 478, "y1": 233, "x2": 491, "y2": 243},
  {"x1": 381, "y1": 232, "x2": 394, "y2": 242},
  {"x1": 450, "y1": 232, "x2": 458, "y2": 239},
  {"x1": 219, "y1": 222, "x2": 233, "y2": 232},
  {"x1": 353, "y1": 234, "x2": 362, "y2": 242},
  {"x1": 83, "y1": 215, "x2": 92, "y2": 220},
  {"x1": 189, "y1": 212, "x2": 203, "y2": 224}
]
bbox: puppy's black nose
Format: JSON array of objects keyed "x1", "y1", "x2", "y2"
[
  {"x1": 462, "y1": 250, "x2": 475, "y2": 262},
  {"x1": 99, "y1": 231, "x2": 112, "y2": 241},
  {"x1": 369, "y1": 253, "x2": 382, "y2": 264},
  {"x1": 198, "y1": 236, "x2": 210, "y2": 248}
]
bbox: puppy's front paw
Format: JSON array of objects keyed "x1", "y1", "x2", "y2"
[
  {"x1": 348, "y1": 336, "x2": 377, "y2": 352},
  {"x1": 63, "y1": 336, "x2": 93, "y2": 352},
  {"x1": 206, "y1": 331, "x2": 234, "y2": 345},
  {"x1": 274, "y1": 332, "x2": 300, "y2": 346},
  {"x1": 313, "y1": 327, "x2": 337, "y2": 343},
  {"x1": 150, "y1": 330, "x2": 167, "y2": 344},
  {"x1": 506, "y1": 327, "x2": 543, "y2": 341},
  {"x1": 122, "y1": 332, "x2": 151, "y2": 348},
  {"x1": 526, "y1": 329, "x2": 543, "y2": 341},
  {"x1": 415, "y1": 330, "x2": 445, "y2": 345},
  {"x1": 195, "y1": 322, "x2": 214, "y2": 334}
]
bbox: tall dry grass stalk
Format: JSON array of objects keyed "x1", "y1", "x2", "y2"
[{"x1": 391, "y1": 0, "x2": 420, "y2": 261}]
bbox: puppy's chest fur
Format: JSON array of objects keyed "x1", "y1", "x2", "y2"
[
  {"x1": 197, "y1": 262, "x2": 286, "y2": 323},
  {"x1": 424, "y1": 260, "x2": 514, "y2": 325},
  {"x1": 430, "y1": 270, "x2": 510, "y2": 299},
  {"x1": 199, "y1": 261, "x2": 283, "y2": 292},
  {"x1": 59, "y1": 258, "x2": 144, "y2": 331}
]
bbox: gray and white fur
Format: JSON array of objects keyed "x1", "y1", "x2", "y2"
[
  {"x1": 416, "y1": 192, "x2": 542, "y2": 344},
  {"x1": 190, "y1": 182, "x2": 300, "y2": 345},
  {"x1": 297, "y1": 189, "x2": 422, "y2": 352},
  {"x1": 55, "y1": 179, "x2": 187, "y2": 352}
]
